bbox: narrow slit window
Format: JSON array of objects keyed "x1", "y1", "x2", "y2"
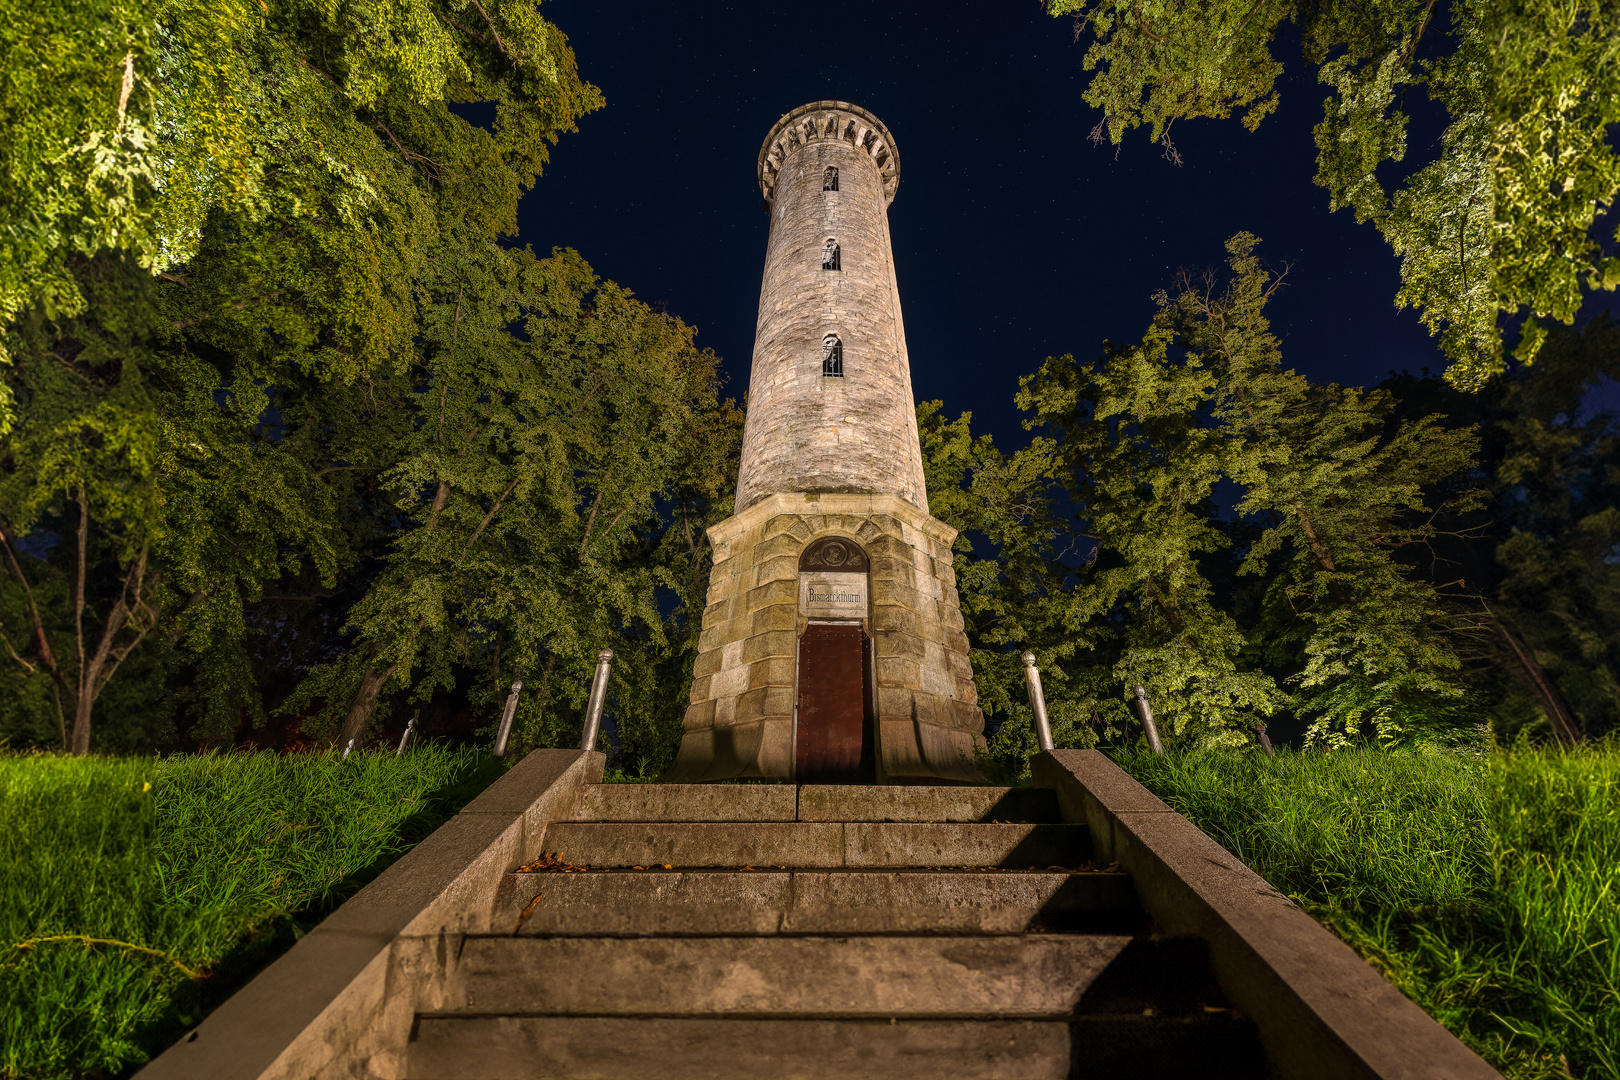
[
  {"x1": 822, "y1": 334, "x2": 843, "y2": 377},
  {"x1": 822, "y1": 167, "x2": 838, "y2": 192},
  {"x1": 822, "y1": 239, "x2": 840, "y2": 271}
]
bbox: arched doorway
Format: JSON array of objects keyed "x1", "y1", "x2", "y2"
[{"x1": 795, "y1": 537, "x2": 874, "y2": 782}]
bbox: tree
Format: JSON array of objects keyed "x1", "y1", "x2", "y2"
[
  {"x1": 1180, "y1": 236, "x2": 1485, "y2": 745},
  {"x1": 280, "y1": 246, "x2": 743, "y2": 757},
  {"x1": 916, "y1": 402, "x2": 1123, "y2": 765},
  {"x1": 0, "y1": 257, "x2": 348, "y2": 752},
  {"x1": 1044, "y1": 0, "x2": 1620, "y2": 388},
  {"x1": 1, "y1": 0, "x2": 598, "y2": 406},
  {"x1": 0, "y1": 0, "x2": 602, "y2": 751},
  {"x1": 1018, "y1": 313, "x2": 1287, "y2": 749},
  {"x1": 1010, "y1": 234, "x2": 1482, "y2": 748}
]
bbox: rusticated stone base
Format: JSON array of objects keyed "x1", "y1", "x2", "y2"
[{"x1": 666, "y1": 493, "x2": 984, "y2": 784}]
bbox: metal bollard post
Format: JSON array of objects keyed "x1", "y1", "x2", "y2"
[
  {"x1": 397, "y1": 710, "x2": 418, "y2": 757},
  {"x1": 493, "y1": 680, "x2": 522, "y2": 758},
  {"x1": 1021, "y1": 651, "x2": 1056, "y2": 752},
  {"x1": 1254, "y1": 722, "x2": 1275, "y2": 755},
  {"x1": 1132, "y1": 685, "x2": 1165, "y2": 755},
  {"x1": 579, "y1": 649, "x2": 614, "y2": 752}
]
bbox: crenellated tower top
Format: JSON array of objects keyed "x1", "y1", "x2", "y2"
[{"x1": 756, "y1": 101, "x2": 900, "y2": 208}]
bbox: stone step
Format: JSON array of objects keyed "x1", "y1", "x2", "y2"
[
  {"x1": 497, "y1": 870, "x2": 1138, "y2": 936},
  {"x1": 570, "y1": 784, "x2": 796, "y2": 822},
  {"x1": 446, "y1": 935, "x2": 1132, "y2": 1017},
  {"x1": 797, "y1": 785, "x2": 1062, "y2": 824},
  {"x1": 567, "y1": 784, "x2": 1064, "y2": 824},
  {"x1": 407, "y1": 1014, "x2": 1265, "y2": 1079},
  {"x1": 538, "y1": 822, "x2": 1090, "y2": 869}
]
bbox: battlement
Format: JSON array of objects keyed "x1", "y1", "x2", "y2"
[{"x1": 757, "y1": 101, "x2": 900, "y2": 207}]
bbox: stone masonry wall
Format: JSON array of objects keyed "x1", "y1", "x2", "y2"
[
  {"x1": 667, "y1": 494, "x2": 984, "y2": 783},
  {"x1": 734, "y1": 103, "x2": 928, "y2": 516}
]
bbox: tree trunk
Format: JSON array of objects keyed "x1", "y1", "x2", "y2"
[
  {"x1": 1496, "y1": 622, "x2": 1585, "y2": 745},
  {"x1": 339, "y1": 664, "x2": 398, "y2": 750}
]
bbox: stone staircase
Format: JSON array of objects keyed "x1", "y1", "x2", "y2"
[{"x1": 406, "y1": 784, "x2": 1268, "y2": 1079}]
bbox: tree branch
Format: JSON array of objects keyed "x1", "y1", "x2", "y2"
[
  {"x1": 463, "y1": 475, "x2": 521, "y2": 553},
  {"x1": 464, "y1": 0, "x2": 513, "y2": 57}
]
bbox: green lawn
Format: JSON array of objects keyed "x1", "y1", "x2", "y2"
[
  {"x1": 1112, "y1": 743, "x2": 1619, "y2": 1080},
  {"x1": 0, "y1": 746, "x2": 503, "y2": 1080}
]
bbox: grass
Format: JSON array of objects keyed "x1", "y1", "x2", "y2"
[
  {"x1": 1111, "y1": 742, "x2": 1619, "y2": 1080},
  {"x1": 0, "y1": 745, "x2": 503, "y2": 1080}
]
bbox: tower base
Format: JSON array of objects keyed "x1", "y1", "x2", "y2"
[{"x1": 666, "y1": 493, "x2": 985, "y2": 784}]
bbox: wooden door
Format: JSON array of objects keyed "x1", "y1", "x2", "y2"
[{"x1": 795, "y1": 623, "x2": 870, "y2": 782}]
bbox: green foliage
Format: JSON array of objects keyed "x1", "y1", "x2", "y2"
[
  {"x1": 1044, "y1": 0, "x2": 1620, "y2": 387},
  {"x1": 280, "y1": 245, "x2": 742, "y2": 765},
  {"x1": 1116, "y1": 744, "x2": 1620, "y2": 1079},
  {"x1": 0, "y1": 745, "x2": 500, "y2": 1080},
  {"x1": 1007, "y1": 234, "x2": 1480, "y2": 748},
  {"x1": 0, "y1": 0, "x2": 622, "y2": 754},
  {"x1": 0, "y1": 0, "x2": 599, "y2": 402},
  {"x1": 917, "y1": 401, "x2": 1124, "y2": 761}
]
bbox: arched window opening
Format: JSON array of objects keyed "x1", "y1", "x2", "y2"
[
  {"x1": 822, "y1": 334, "x2": 843, "y2": 377},
  {"x1": 822, "y1": 239, "x2": 840, "y2": 271},
  {"x1": 822, "y1": 167, "x2": 838, "y2": 192}
]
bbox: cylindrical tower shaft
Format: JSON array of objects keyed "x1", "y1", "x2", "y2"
[{"x1": 735, "y1": 102, "x2": 927, "y2": 515}]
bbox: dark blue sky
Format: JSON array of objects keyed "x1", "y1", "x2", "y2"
[{"x1": 522, "y1": 0, "x2": 1616, "y2": 448}]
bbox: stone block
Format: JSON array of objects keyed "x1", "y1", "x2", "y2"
[
  {"x1": 745, "y1": 578, "x2": 797, "y2": 611},
  {"x1": 909, "y1": 691, "x2": 943, "y2": 726},
  {"x1": 743, "y1": 630, "x2": 797, "y2": 663},
  {"x1": 753, "y1": 555, "x2": 798, "y2": 585},
  {"x1": 709, "y1": 665, "x2": 751, "y2": 701},
  {"x1": 714, "y1": 695, "x2": 737, "y2": 725},
  {"x1": 692, "y1": 649, "x2": 722, "y2": 678},
  {"x1": 748, "y1": 603, "x2": 798, "y2": 636},
  {"x1": 914, "y1": 573, "x2": 943, "y2": 601},
  {"x1": 877, "y1": 686, "x2": 913, "y2": 719},
  {"x1": 696, "y1": 622, "x2": 728, "y2": 654},
  {"x1": 871, "y1": 579, "x2": 920, "y2": 610},
  {"x1": 737, "y1": 685, "x2": 793, "y2": 724},
  {"x1": 871, "y1": 556, "x2": 917, "y2": 585},
  {"x1": 754, "y1": 531, "x2": 802, "y2": 563},
  {"x1": 875, "y1": 630, "x2": 926, "y2": 661},
  {"x1": 865, "y1": 534, "x2": 906, "y2": 557},
  {"x1": 873, "y1": 605, "x2": 918, "y2": 635},
  {"x1": 953, "y1": 680, "x2": 980, "y2": 708},
  {"x1": 720, "y1": 640, "x2": 746, "y2": 671},
  {"x1": 920, "y1": 659, "x2": 956, "y2": 698},
  {"x1": 682, "y1": 700, "x2": 715, "y2": 730},
  {"x1": 688, "y1": 674, "x2": 712, "y2": 704},
  {"x1": 946, "y1": 649, "x2": 974, "y2": 680},
  {"x1": 749, "y1": 656, "x2": 795, "y2": 689},
  {"x1": 855, "y1": 521, "x2": 883, "y2": 542},
  {"x1": 702, "y1": 599, "x2": 732, "y2": 626},
  {"x1": 761, "y1": 515, "x2": 805, "y2": 540},
  {"x1": 948, "y1": 697, "x2": 985, "y2": 731},
  {"x1": 877, "y1": 656, "x2": 922, "y2": 690}
]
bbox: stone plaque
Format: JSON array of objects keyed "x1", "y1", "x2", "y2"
[{"x1": 799, "y1": 572, "x2": 868, "y2": 620}]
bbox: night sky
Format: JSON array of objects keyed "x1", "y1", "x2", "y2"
[{"x1": 521, "y1": 0, "x2": 1617, "y2": 449}]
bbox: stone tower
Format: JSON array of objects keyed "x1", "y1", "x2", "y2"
[{"x1": 667, "y1": 101, "x2": 984, "y2": 784}]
